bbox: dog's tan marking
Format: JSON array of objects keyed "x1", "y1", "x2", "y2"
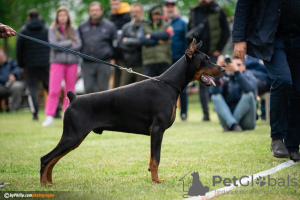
[{"x1": 149, "y1": 158, "x2": 164, "y2": 183}]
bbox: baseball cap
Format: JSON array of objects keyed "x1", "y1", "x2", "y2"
[
  {"x1": 151, "y1": 6, "x2": 163, "y2": 14},
  {"x1": 164, "y1": 0, "x2": 177, "y2": 5}
]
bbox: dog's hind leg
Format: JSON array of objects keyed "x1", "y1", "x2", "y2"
[
  {"x1": 40, "y1": 130, "x2": 88, "y2": 186},
  {"x1": 148, "y1": 125, "x2": 165, "y2": 184}
]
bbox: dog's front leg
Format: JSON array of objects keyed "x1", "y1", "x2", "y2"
[{"x1": 149, "y1": 127, "x2": 165, "y2": 183}]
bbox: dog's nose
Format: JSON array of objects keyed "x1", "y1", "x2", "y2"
[{"x1": 221, "y1": 66, "x2": 225, "y2": 73}]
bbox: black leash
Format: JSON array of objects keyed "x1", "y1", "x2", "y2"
[{"x1": 15, "y1": 32, "x2": 161, "y2": 82}]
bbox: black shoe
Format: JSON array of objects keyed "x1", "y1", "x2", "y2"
[
  {"x1": 33, "y1": 114, "x2": 38, "y2": 121},
  {"x1": 231, "y1": 124, "x2": 243, "y2": 132},
  {"x1": 289, "y1": 152, "x2": 300, "y2": 162},
  {"x1": 54, "y1": 106, "x2": 62, "y2": 119},
  {"x1": 270, "y1": 140, "x2": 289, "y2": 158},
  {"x1": 202, "y1": 115, "x2": 210, "y2": 121},
  {"x1": 223, "y1": 126, "x2": 230, "y2": 133},
  {"x1": 181, "y1": 113, "x2": 187, "y2": 121}
]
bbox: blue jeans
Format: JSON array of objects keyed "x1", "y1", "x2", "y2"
[
  {"x1": 212, "y1": 93, "x2": 256, "y2": 130},
  {"x1": 263, "y1": 36, "x2": 300, "y2": 152}
]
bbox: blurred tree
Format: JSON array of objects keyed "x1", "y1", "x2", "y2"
[{"x1": 0, "y1": 0, "x2": 236, "y2": 57}]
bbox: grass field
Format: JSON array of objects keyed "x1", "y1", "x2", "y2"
[{"x1": 0, "y1": 94, "x2": 299, "y2": 200}]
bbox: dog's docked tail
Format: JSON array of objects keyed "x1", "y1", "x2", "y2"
[{"x1": 67, "y1": 91, "x2": 77, "y2": 103}]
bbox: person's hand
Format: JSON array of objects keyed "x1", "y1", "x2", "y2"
[
  {"x1": 8, "y1": 74, "x2": 16, "y2": 83},
  {"x1": 122, "y1": 37, "x2": 127, "y2": 43},
  {"x1": 212, "y1": 50, "x2": 220, "y2": 57},
  {"x1": 234, "y1": 41, "x2": 247, "y2": 61},
  {"x1": 145, "y1": 34, "x2": 151, "y2": 39},
  {"x1": 217, "y1": 55, "x2": 238, "y2": 73},
  {"x1": 0, "y1": 24, "x2": 16, "y2": 38},
  {"x1": 158, "y1": 40, "x2": 167, "y2": 44},
  {"x1": 226, "y1": 63, "x2": 239, "y2": 73},
  {"x1": 110, "y1": 59, "x2": 115, "y2": 65},
  {"x1": 216, "y1": 55, "x2": 226, "y2": 67}
]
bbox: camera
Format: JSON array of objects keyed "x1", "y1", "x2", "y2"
[{"x1": 224, "y1": 54, "x2": 232, "y2": 64}]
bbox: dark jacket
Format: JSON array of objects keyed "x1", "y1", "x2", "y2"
[
  {"x1": 0, "y1": 59, "x2": 21, "y2": 85},
  {"x1": 16, "y1": 18, "x2": 50, "y2": 67},
  {"x1": 232, "y1": 0, "x2": 282, "y2": 61},
  {"x1": 168, "y1": 16, "x2": 188, "y2": 62},
  {"x1": 244, "y1": 55, "x2": 271, "y2": 86},
  {"x1": 108, "y1": 2, "x2": 131, "y2": 30},
  {"x1": 79, "y1": 18, "x2": 117, "y2": 61},
  {"x1": 188, "y1": 1, "x2": 230, "y2": 54},
  {"x1": 118, "y1": 20, "x2": 145, "y2": 67},
  {"x1": 211, "y1": 70, "x2": 257, "y2": 112}
]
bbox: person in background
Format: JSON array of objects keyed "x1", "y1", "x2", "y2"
[
  {"x1": 0, "y1": 23, "x2": 16, "y2": 38},
  {"x1": 79, "y1": 1, "x2": 117, "y2": 93},
  {"x1": 42, "y1": 6, "x2": 82, "y2": 127},
  {"x1": 188, "y1": 0, "x2": 230, "y2": 121},
  {"x1": 163, "y1": 0, "x2": 188, "y2": 121},
  {"x1": 16, "y1": 9, "x2": 50, "y2": 121},
  {"x1": 109, "y1": 0, "x2": 131, "y2": 88},
  {"x1": 211, "y1": 55, "x2": 257, "y2": 132},
  {"x1": 0, "y1": 50, "x2": 24, "y2": 112},
  {"x1": 138, "y1": 4, "x2": 172, "y2": 78},
  {"x1": 233, "y1": 0, "x2": 300, "y2": 161},
  {"x1": 118, "y1": 3, "x2": 145, "y2": 86},
  {"x1": 244, "y1": 55, "x2": 271, "y2": 120}
]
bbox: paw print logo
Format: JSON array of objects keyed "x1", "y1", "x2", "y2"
[{"x1": 255, "y1": 176, "x2": 266, "y2": 186}]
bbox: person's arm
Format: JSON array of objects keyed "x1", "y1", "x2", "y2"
[
  {"x1": 232, "y1": 0, "x2": 255, "y2": 60},
  {"x1": 0, "y1": 68, "x2": 8, "y2": 84},
  {"x1": 137, "y1": 25, "x2": 158, "y2": 46},
  {"x1": 150, "y1": 25, "x2": 173, "y2": 40},
  {"x1": 70, "y1": 28, "x2": 82, "y2": 51},
  {"x1": 48, "y1": 27, "x2": 72, "y2": 48},
  {"x1": 10, "y1": 60, "x2": 21, "y2": 81},
  {"x1": 78, "y1": 24, "x2": 85, "y2": 52},
  {"x1": 0, "y1": 23, "x2": 16, "y2": 38},
  {"x1": 235, "y1": 70, "x2": 257, "y2": 93},
  {"x1": 150, "y1": 31, "x2": 170, "y2": 40},
  {"x1": 123, "y1": 38, "x2": 141, "y2": 47}
]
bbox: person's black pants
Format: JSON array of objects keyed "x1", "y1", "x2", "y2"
[
  {"x1": 25, "y1": 66, "x2": 49, "y2": 116},
  {"x1": 264, "y1": 36, "x2": 300, "y2": 152}
]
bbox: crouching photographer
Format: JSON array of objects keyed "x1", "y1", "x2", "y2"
[{"x1": 210, "y1": 55, "x2": 257, "y2": 132}]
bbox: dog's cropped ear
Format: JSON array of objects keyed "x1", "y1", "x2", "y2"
[
  {"x1": 185, "y1": 38, "x2": 197, "y2": 59},
  {"x1": 195, "y1": 41, "x2": 203, "y2": 52}
]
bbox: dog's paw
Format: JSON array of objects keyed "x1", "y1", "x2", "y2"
[{"x1": 152, "y1": 179, "x2": 165, "y2": 184}]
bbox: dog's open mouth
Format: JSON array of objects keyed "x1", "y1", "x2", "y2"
[{"x1": 200, "y1": 73, "x2": 216, "y2": 86}]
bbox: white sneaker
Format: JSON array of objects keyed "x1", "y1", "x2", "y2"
[{"x1": 42, "y1": 116, "x2": 54, "y2": 127}]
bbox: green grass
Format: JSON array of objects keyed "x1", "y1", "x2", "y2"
[{"x1": 0, "y1": 94, "x2": 299, "y2": 200}]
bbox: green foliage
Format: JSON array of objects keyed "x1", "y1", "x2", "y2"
[{"x1": 0, "y1": 0, "x2": 236, "y2": 57}]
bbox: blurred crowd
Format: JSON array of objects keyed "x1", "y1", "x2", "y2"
[{"x1": 0, "y1": 0, "x2": 270, "y2": 131}]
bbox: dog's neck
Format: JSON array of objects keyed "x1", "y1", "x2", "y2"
[{"x1": 158, "y1": 56, "x2": 193, "y2": 94}]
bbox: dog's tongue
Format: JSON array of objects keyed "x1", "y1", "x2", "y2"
[{"x1": 202, "y1": 74, "x2": 216, "y2": 86}]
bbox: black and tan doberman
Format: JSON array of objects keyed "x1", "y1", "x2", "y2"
[{"x1": 40, "y1": 39, "x2": 225, "y2": 185}]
